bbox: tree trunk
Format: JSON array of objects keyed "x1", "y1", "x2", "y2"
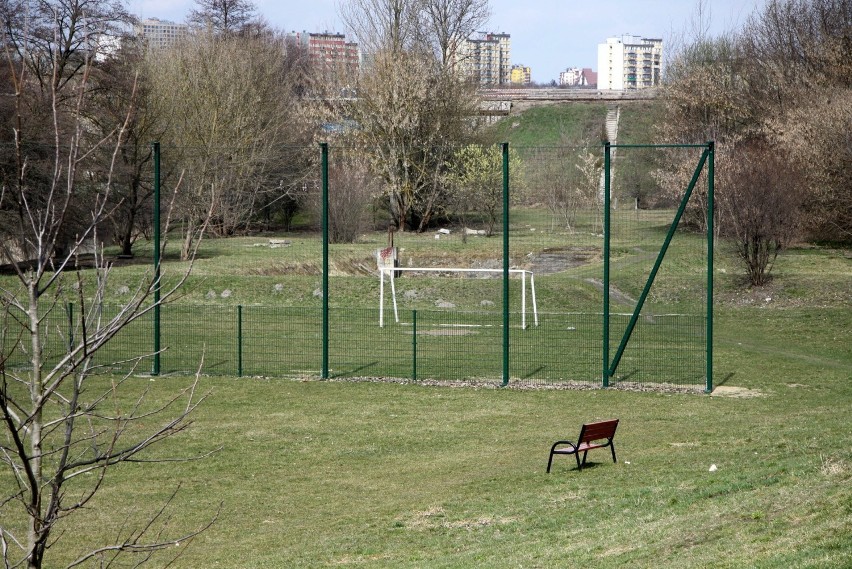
[
  {"x1": 181, "y1": 218, "x2": 197, "y2": 261},
  {"x1": 26, "y1": 280, "x2": 44, "y2": 569}
]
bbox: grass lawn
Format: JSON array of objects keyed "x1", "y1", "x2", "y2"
[
  {"x1": 2, "y1": 228, "x2": 850, "y2": 568},
  {"x1": 47, "y1": 315, "x2": 851, "y2": 568}
]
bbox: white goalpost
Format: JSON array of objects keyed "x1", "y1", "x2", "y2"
[{"x1": 378, "y1": 266, "x2": 539, "y2": 328}]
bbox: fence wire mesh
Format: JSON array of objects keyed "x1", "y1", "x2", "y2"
[{"x1": 1, "y1": 141, "x2": 711, "y2": 389}]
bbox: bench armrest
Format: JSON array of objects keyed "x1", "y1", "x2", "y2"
[{"x1": 549, "y1": 440, "x2": 578, "y2": 453}]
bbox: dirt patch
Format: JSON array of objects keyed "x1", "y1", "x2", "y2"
[
  {"x1": 710, "y1": 385, "x2": 764, "y2": 398},
  {"x1": 403, "y1": 507, "x2": 447, "y2": 530},
  {"x1": 242, "y1": 261, "x2": 319, "y2": 276},
  {"x1": 242, "y1": 257, "x2": 376, "y2": 277},
  {"x1": 444, "y1": 515, "x2": 517, "y2": 530},
  {"x1": 820, "y1": 456, "x2": 848, "y2": 477},
  {"x1": 526, "y1": 246, "x2": 599, "y2": 275},
  {"x1": 415, "y1": 328, "x2": 478, "y2": 336}
]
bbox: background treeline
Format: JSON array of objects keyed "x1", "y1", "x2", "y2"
[{"x1": 661, "y1": 0, "x2": 851, "y2": 282}]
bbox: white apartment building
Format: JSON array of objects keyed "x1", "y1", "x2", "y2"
[
  {"x1": 559, "y1": 67, "x2": 597, "y2": 87},
  {"x1": 597, "y1": 35, "x2": 662, "y2": 90},
  {"x1": 560, "y1": 67, "x2": 583, "y2": 86},
  {"x1": 135, "y1": 18, "x2": 189, "y2": 49}
]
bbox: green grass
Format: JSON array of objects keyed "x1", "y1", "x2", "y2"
[
  {"x1": 488, "y1": 102, "x2": 608, "y2": 147},
  {"x1": 31, "y1": 325, "x2": 851, "y2": 568},
  {"x1": 3, "y1": 218, "x2": 850, "y2": 567},
  {"x1": 3, "y1": 226, "x2": 848, "y2": 567},
  {"x1": 618, "y1": 101, "x2": 667, "y2": 144}
]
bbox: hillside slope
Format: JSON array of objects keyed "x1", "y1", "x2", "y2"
[{"x1": 487, "y1": 100, "x2": 667, "y2": 147}]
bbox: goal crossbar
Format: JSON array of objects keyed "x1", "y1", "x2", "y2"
[{"x1": 379, "y1": 267, "x2": 538, "y2": 328}]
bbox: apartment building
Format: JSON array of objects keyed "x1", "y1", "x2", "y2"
[
  {"x1": 559, "y1": 67, "x2": 597, "y2": 87},
  {"x1": 596, "y1": 35, "x2": 662, "y2": 90},
  {"x1": 453, "y1": 32, "x2": 511, "y2": 86},
  {"x1": 288, "y1": 31, "x2": 359, "y2": 84},
  {"x1": 134, "y1": 18, "x2": 188, "y2": 49},
  {"x1": 510, "y1": 64, "x2": 531, "y2": 85}
]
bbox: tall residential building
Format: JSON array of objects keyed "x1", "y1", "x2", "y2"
[
  {"x1": 288, "y1": 31, "x2": 359, "y2": 85},
  {"x1": 510, "y1": 64, "x2": 531, "y2": 85},
  {"x1": 453, "y1": 32, "x2": 511, "y2": 86},
  {"x1": 134, "y1": 18, "x2": 188, "y2": 49},
  {"x1": 596, "y1": 35, "x2": 662, "y2": 90}
]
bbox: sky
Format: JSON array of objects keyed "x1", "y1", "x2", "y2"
[{"x1": 131, "y1": 0, "x2": 768, "y2": 83}]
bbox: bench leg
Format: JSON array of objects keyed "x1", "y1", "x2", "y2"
[
  {"x1": 547, "y1": 452, "x2": 555, "y2": 473},
  {"x1": 577, "y1": 452, "x2": 585, "y2": 471},
  {"x1": 610, "y1": 442, "x2": 617, "y2": 464}
]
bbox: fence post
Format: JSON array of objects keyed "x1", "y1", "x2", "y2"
[
  {"x1": 603, "y1": 142, "x2": 611, "y2": 388},
  {"x1": 151, "y1": 141, "x2": 161, "y2": 376},
  {"x1": 706, "y1": 141, "x2": 715, "y2": 393},
  {"x1": 412, "y1": 309, "x2": 417, "y2": 381},
  {"x1": 501, "y1": 142, "x2": 510, "y2": 387},
  {"x1": 237, "y1": 305, "x2": 243, "y2": 377},
  {"x1": 320, "y1": 142, "x2": 329, "y2": 379}
]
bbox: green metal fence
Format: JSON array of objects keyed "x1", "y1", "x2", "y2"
[
  {"x1": 2, "y1": 303, "x2": 704, "y2": 388},
  {"x1": 1, "y1": 138, "x2": 713, "y2": 390}
]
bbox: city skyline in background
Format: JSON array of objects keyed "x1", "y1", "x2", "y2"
[{"x1": 132, "y1": 0, "x2": 767, "y2": 83}]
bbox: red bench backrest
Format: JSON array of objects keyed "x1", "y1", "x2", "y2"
[{"x1": 579, "y1": 419, "x2": 619, "y2": 444}]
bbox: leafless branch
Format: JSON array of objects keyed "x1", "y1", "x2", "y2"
[{"x1": 64, "y1": 488, "x2": 222, "y2": 569}]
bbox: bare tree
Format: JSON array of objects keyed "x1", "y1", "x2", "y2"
[
  {"x1": 0, "y1": 0, "x2": 136, "y2": 260},
  {"x1": 340, "y1": 0, "x2": 419, "y2": 54},
  {"x1": 0, "y1": 0, "x2": 133, "y2": 97},
  {"x1": 574, "y1": 148, "x2": 605, "y2": 233},
  {"x1": 661, "y1": 33, "x2": 752, "y2": 144},
  {"x1": 0, "y1": 7, "x2": 215, "y2": 568},
  {"x1": 661, "y1": 0, "x2": 851, "y2": 242},
  {"x1": 342, "y1": 0, "x2": 489, "y2": 65},
  {"x1": 353, "y1": 49, "x2": 478, "y2": 231},
  {"x1": 145, "y1": 30, "x2": 316, "y2": 258},
  {"x1": 188, "y1": 0, "x2": 259, "y2": 35},
  {"x1": 777, "y1": 89, "x2": 852, "y2": 241},
  {"x1": 737, "y1": 0, "x2": 852, "y2": 241},
  {"x1": 87, "y1": 37, "x2": 163, "y2": 257},
  {"x1": 341, "y1": 0, "x2": 483, "y2": 231},
  {"x1": 420, "y1": 0, "x2": 490, "y2": 67},
  {"x1": 717, "y1": 144, "x2": 804, "y2": 286},
  {"x1": 658, "y1": 14, "x2": 756, "y2": 232},
  {"x1": 324, "y1": 147, "x2": 379, "y2": 243},
  {"x1": 524, "y1": 139, "x2": 603, "y2": 234}
]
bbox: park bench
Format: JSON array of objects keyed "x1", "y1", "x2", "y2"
[{"x1": 546, "y1": 419, "x2": 620, "y2": 472}]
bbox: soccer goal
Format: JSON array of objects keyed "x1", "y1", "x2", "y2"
[{"x1": 378, "y1": 266, "x2": 538, "y2": 328}]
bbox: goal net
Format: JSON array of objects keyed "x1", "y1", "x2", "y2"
[{"x1": 378, "y1": 264, "x2": 538, "y2": 328}]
